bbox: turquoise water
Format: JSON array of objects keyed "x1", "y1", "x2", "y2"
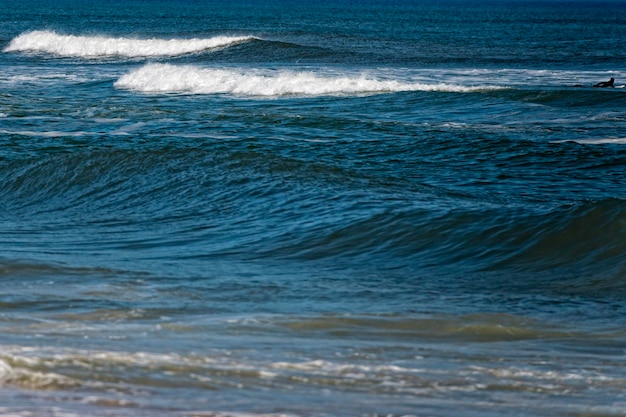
[{"x1": 1, "y1": 1, "x2": 625, "y2": 416}]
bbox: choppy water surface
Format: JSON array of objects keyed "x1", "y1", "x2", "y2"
[{"x1": 1, "y1": 1, "x2": 625, "y2": 416}]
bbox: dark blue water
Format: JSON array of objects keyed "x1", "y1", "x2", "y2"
[{"x1": 1, "y1": 1, "x2": 625, "y2": 416}]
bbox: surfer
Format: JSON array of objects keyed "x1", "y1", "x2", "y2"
[{"x1": 593, "y1": 77, "x2": 615, "y2": 88}]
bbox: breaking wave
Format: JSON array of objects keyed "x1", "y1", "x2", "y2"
[
  {"x1": 3, "y1": 30, "x2": 256, "y2": 58},
  {"x1": 114, "y1": 63, "x2": 490, "y2": 96}
]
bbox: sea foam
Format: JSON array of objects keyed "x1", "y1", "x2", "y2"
[
  {"x1": 3, "y1": 30, "x2": 255, "y2": 58},
  {"x1": 114, "y1": 63, "x2": 485, "y2": 97}
]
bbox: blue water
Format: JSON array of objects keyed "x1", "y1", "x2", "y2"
[{"x1": 1, "y1": 1, "x2": 626, "y2": 416}]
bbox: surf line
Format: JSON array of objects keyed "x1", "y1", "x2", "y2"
[{"x1": 3, "y1": 30, "x2": 257, "y2": 58}]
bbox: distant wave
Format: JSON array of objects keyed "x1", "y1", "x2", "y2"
[
  {"x1": 2, "y1": 30, "x2": 256, "y2": 58},
  {"x1": 115, "y1": 63, "x2": 490, "y2": 96},
  {"x1": 564, "y1": 137, "x2": 626, "y2": 145}
]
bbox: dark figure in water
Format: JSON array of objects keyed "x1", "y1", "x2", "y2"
[{"x1": 594, "y1": 77, "x2": 615, "y2": 88}]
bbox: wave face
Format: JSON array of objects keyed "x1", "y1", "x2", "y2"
[
  {"x1": 114, "y1": 63, "x2": 490, "y2": 96},
  {"x1": 3, "y1": 30, "x2": 256, "y2": 57},
  {"x1": 1, "y1": 141, "x2": 624, "y2": 300}
]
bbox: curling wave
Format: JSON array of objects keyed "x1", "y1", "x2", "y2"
[
  {"x1": 2, "y1": 30, "x2": 256, "y2": 58},
  {"x1": 114, "y1": 63, "x2": 490, "y2": 96}
]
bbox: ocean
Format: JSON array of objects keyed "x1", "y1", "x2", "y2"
[{"x1": 1, "y1": 0, "x2": 625, "y2": 416}]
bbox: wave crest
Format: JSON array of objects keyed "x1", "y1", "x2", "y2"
[
  {"x1": 2, "y1": 30, "x2": 255, "y2": 58},
  {"x1": 114, "y1": 63, "x2": 485, "y2": 96}
]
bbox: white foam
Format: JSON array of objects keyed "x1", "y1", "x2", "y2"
[
  {"x1": 114, "y1": 63, "x2": 489, "y2": 97},
  {"x1": 270, "y1": 359, "x2": 421, "y2": 375},
  {"x1": 6, "y1": 73, "x2": 88, "y2": 83},
  {"x1": 0, "y1": 69, "x2": 91, "y2": 88},
  {"x1": 563, "y1": 137, "x2": 626, "y2": 145},
  {"x1": 0, "y1": 129, "x2": 90, "y2": 138},
  {"x1": 0, "y1": 357, "x2": 79, "y2": 390},
  {"x1": 3, "y1": 30, "x2": 255, "y2": 58}
]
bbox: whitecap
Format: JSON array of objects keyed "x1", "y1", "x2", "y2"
[
  {"x1": 114, "y1": 63, "x2": 494, "y2": 97},
  {"x1": 556, "y1": 137, "x2": 626, "y2": 145},
  {"x1": 3, "y1": 30, "x2": 256, "y2": 58}
]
